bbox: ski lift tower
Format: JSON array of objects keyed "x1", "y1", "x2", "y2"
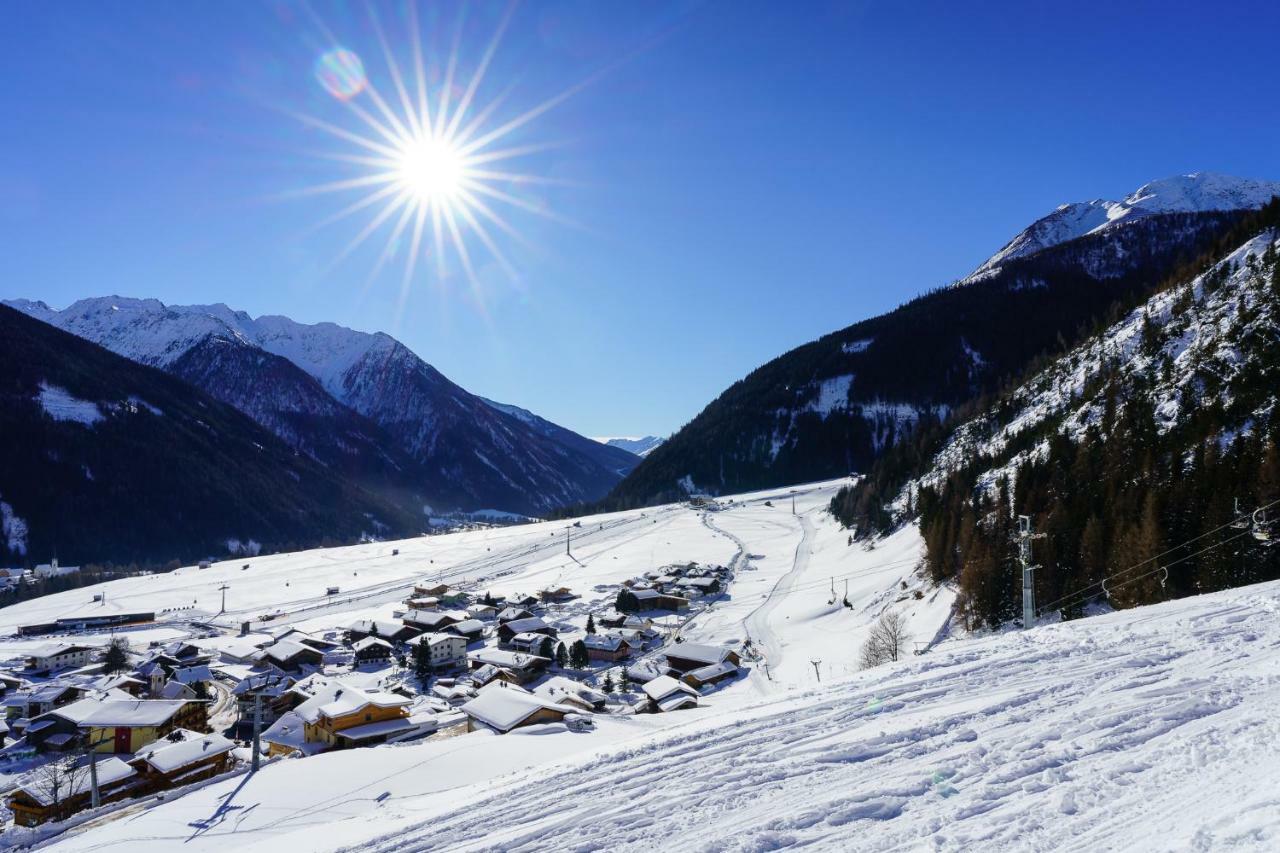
[{"x1": 1017, "y1": 516, "x2": 1046, "y2": 628}]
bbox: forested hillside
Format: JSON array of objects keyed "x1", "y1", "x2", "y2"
[
  {"x1": 608, "y1": 209, "x2": 1243, "y2": 507},
  {"x1": 834, "y1": 199, "x2": 1280, "y2": 629},
  {"x1": 0, "y1": 306, "x2": 423, "y2": 567}
]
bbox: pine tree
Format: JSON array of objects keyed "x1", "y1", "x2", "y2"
[
  {"x1": 101, "y1": 638, "x2": 130, "y2": 674},
  {"x1": 585, "y1": 614, "x2": 596, "y2": 634},
  {"x1": 412, "y1": 641, "x2": 432, "y2": 682},
  {"x1": 569, "y1": 639, "x2": 589, "y2": 669},
  {"x1": 538, "y1": 636, "x2": 555, "y2": 659},
  {"x1": 555, "y1": 642, "x2": 568, "y2": 668},
  {"x1": 602, "y1": 671, "x2": 615, "y2": 694}
]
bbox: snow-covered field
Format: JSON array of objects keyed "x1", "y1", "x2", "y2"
[
  {"x1": 38, "y1": 564, "x2": 1280, "y2": 851},
  {"x1": 18, "y1": 476, "x2": 1279, "y2": 851}
]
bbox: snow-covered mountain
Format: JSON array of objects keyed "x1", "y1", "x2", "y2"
[
  {"x1": 5, "y1": 297, "x2": 632, "y2": 515},
  {"x1": 965, "y1": 171, "x2": 1280, "y2": 282},
  {"x1": 611, "y1": 174, "x2": 1269, "y2": 507},
  {"x1": 596, "y1": 435, "x2": 665, "y2": 457}
]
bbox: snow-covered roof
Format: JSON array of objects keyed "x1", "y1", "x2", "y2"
[
  {"x1": 665, "y1": 643, "x2": 734, "y2": 666},
  {"x1": 468, "y1": 649, "x2": 548, "y2": 670},
  {"x1": 461, "y1": 687, "x2": 577, "y2": 732},
  {"x1": 643, "y1": 675, "x2": 698, "y2": 704},
  {"x1": 172, "y1": 664, "x2": 213, "y2": 684},
  {"x1": 78, "y1": 699, "x2": 191, "y2": 728},
  {"x1": 135, "y1": 729, "x2": 235, "y2": 774},
  {"x1": 583, "y1": 635, "x2": 624, "y2": 652},
  {"x1": 159, "y1": 680, "x2": 196, "y2": 700},
  {"x1": 353, "y1": 637, "x2": 393, "y2": 652},
  {"x1": 297, "y1": 682, "x2": 410, "y2": 724},
  {"x1": 686, "y1": 661, "x2": 739, "y2": 682},
  {"x1": 448, "y1": 618, "x2": 485, "y2": 634},
  {"x1": 27, "y1": 642, "x2": 92, "y2": 658},
  {"x1": 334, "y1": 718, "x2": 417, "y2": 742},
  {"x1": 502, "y1": 617, "x2": 552, "y2": 634},
  {"x1": 534, "y1": 676, "x2": 607, "y2": 706},
  {"x1": 18, "y1": 757, "x2": 135, "y2": 806}
]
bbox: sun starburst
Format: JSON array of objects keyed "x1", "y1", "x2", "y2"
[{"x1": 287, "y1": 1, "x2": 580, "y2": 308}]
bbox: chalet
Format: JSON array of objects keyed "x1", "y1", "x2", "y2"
[
  {"x1": 497, "y1": 616, "x2": 556, "y2": 644},
  {"x1": 41, "y1": 697, "x2": 207, "y2": 753},
  {"x1": 7, "y1": 756, "x2": 137, "y2": 826},
  {"x1": 413, "y1": 582, "x2": 450, "y2": 598},
  {"x1": 583, "y1": 634, "x2": 628, "y2": 662},
  {"x1": 25, "y1": 643, "x2": 94, "y2": 673},
  {"x1": 261, "y1": 639, "x2": 324, "y2": 672},
  {"x1": 508, "y1": 633, "x2": 558, "y2": 657},
  {"x1": 130, "y1": 729, "x2": 236, "y2": 793},
  {"x1": 444, "y1": 618, "x2": 486, "y2": 643},
  {"x1": 468, "y1": 664, "x2": 520, "y2": 688},
  {"x1": 642, "y1": 675, "x2": 700, "y2": 712},
  {"x1": 232, "y1": 673, "x2": 296, "y2": 727},
  {"x1": 347, "y1": 619, "x2": 421, "y2": 645},
  {"x1": 298, "y1": 683, "x2": 413, "y2": 750},
  {"x1": 440, "y1": 590, "x2": 471, "y2": 607},
  {"x1": 460, "y1": 684, "x2": 578, "y2": 733},
  {"x1": 664, "y1": 643, "x2": 741, "y2": 674},
  {"x1": 406, "y1": 632, "x2": 467, "y2": 672},
  {"x1": 264, "y1": 679, "x2": 413, "y2": 756},
  {"x1": 535, "y1": 676, "x2": 607, "y2": 712},
  {"x1": 352, "y1": 637, "x2": 393, "y2": 665},
  {"x1": 23, "y1": 683, "x2": 85, "y2": 717},
  {"x1": 633, "y1": 589, "x2": 689, "y2": 612},
  {"x1": 404, "y1": 596, "x2": 439, "y2": 610},
  {"x1": 540, "y1": 586, "x2": 576, "y2": 603},
  {"x1": 466, "y1": 603, "x2": 498, "y2": 621},
  {"x1": 467, "y1": 649, "x2": 550, "y2": 683},
  {"x1": 496, "y1": 606, "x2": 534, "y2": 624},
  {"x1": 402, "y1": 609, "x2": 462, "y2": 633},
  {"x1": 681, "y1": 660, "x2": 740, "y2": 689},
  {"x1": 171, "y1": 664, "x2": 214, "y2": 687},
  {"x1": 675, "y1": 576, "x2": 721, "y2": 596},
  {"x1": 159, "y1": 680, "x2": 197, "y2": 701},
  {"x1": 508, "y1": 593, "x2": 541, "y2": 609},
  {"x1": 432, "y1": 682, "x2": 477, "y2": 705}
]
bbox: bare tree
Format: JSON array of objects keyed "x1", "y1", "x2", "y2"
[
  {"x1": 859, "y1": 610, "x2": 911, "y2": 669},
  {"x1": 28, "y1": 755, "x2": 91, "y2": 820}
]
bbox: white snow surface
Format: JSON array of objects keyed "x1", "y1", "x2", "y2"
[
  {"x1": 905, "y1": 230, "x2": 1280, "y2": 511},
  {"x1": 965, "y1": 171, "x2": 1280, "y2": 281},
  {"x1": 595, "y1": 435, "x2": 665, "y2": 457},
  {"x1": 43, "y1": 573, "x2": 1280, "y2": 852},
  {"x1": 36, "y1": 382, "x2": 104, "y2": 426},
  {"x1": 6, "y1": 297, "x2": 396, "y2": 401}
]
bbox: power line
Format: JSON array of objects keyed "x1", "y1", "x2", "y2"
[
  {"x1": 1034, "y1": 495, "x2": 1280, "y2": 617},
  {"x1": 1037, "y1": 523, "x2": 1264, "y2": 618}
]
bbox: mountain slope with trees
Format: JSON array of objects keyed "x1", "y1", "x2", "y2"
[
  {"x1": 0, "y1": 305, "x2": 422, "y2": 567},
  {"x1": 833, "y1": 199, "x2": 1280, "y2": 629}
]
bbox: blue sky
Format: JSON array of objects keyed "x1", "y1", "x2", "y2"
[{"x1": 3, "y1": 1, "x2": 1278, "y2": 438}]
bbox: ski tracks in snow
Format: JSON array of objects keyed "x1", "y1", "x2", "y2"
[{"x1": 345, "y1": 587, "x2": 1280, "y2": 852}]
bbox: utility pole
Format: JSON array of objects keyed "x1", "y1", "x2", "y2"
[
  {"x1": 252, "y1": 692, "x2": 262, "y2": 772},
  {"x1": 566, "y1": 526, "x2": 571, "y2": 558},
  {"x1": 791, "y1": 494, "x2": 796, "y2": 515},
  {"x1": 810, "y1": 659, "x2": 822, "y2": 683},
  {"x1": 1017, "y1": 515, "x2": 1045, "y2": 629},
  {"x1": 218, "y1": 583, "x2": 230, "y2": 615}
]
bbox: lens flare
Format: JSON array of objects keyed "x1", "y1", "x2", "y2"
[
  {"x1": 315, "y1": 48, "x2": 367, "y2": 101},
  {"x1": 282, "y1": 2, "x2": 607, "y2": 308}
]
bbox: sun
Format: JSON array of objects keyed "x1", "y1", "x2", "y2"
[
  {"x1": 284, "y1": 4, "x2": 599, "y2": 300},
  {"x1": 396, "y1": 136, "x2": 466, "y2": 206}
]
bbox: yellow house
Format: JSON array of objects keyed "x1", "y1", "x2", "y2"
[
  {"x1": 264, "y1": 679, "x2": 413, "y2": 755},
  {"x1": 44, "y1": 698, "x2": 205, "y2": 754}
]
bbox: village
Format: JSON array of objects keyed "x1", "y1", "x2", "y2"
[{"x1": 0, "y1": 551, "x2": 744, "y2": 835}]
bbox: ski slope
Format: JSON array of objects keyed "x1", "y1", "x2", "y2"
[{"x1": 42, "y1": 574, "x2": 1280, "y2": 852}]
